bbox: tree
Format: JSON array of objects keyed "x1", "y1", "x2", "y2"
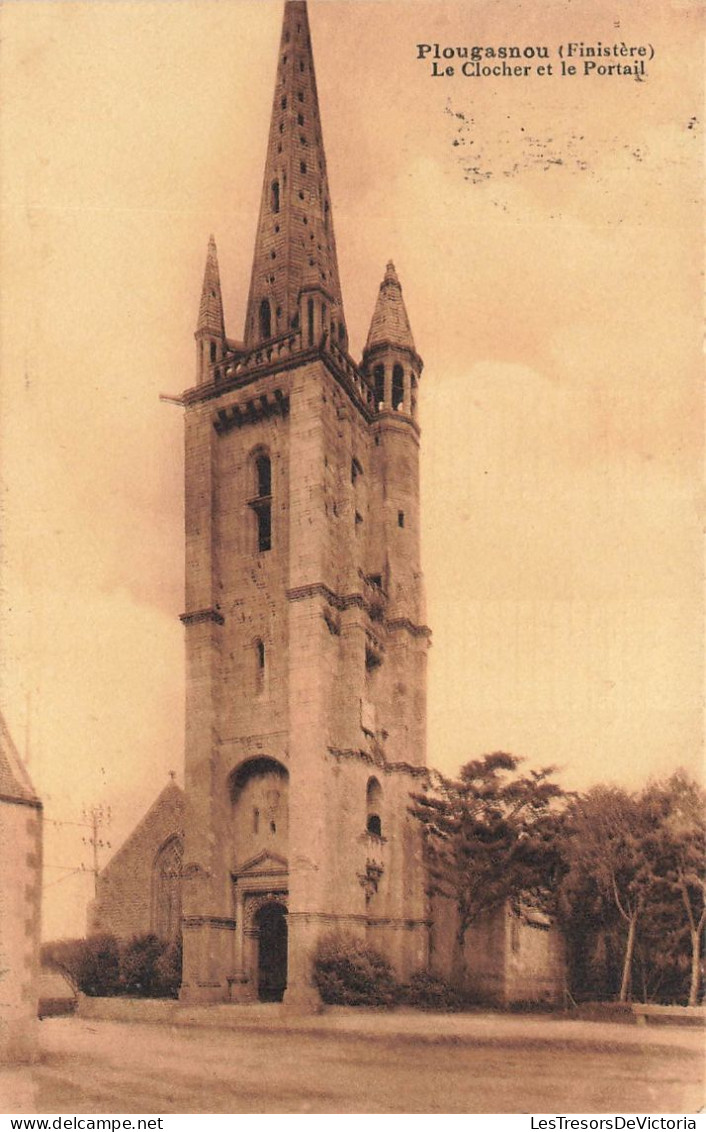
[
  {"x1": 410, "y1": 752, "x2": 566, "y2": 978},
  {"x1": 643, "y1": 772, "x2": 705, "y2": 1006},
  {"x1": 560, "y1": 787, "x2": 657, "y2": 1003}
]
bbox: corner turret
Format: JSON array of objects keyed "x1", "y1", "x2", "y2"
[{"x1": 363, "y1": 262, "x2": 422, "y2": 419}]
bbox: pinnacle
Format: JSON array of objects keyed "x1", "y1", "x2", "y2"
[
  {"x1": 197, "y1": 235, "x2": 225, "y2": 338},
  {"x1": 384, "y1": 261, "x2": 399, "y2": 285},
  {"x1": 365, "y1": 261, "x2": 416, "y2": 355}
]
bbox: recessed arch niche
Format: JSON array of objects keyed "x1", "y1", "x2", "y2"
[{"x1": 229, "y1": 757, "x2": 289, "y2": 864}]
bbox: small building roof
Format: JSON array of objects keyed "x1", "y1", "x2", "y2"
[{"x1": 0, "y1": 711, "x2": 40, "y2": 807}]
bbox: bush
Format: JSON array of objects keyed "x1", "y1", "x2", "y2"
[
  {"x1": 42, "y1": 935, "x2": 122, "y2": 997},
  {"x1": 43, "y1": 933, "x2": 182, "y2": 998},
  {"x1": 41, "y1": 938, "x2": 87, "y2": 995},
  {"x1": 153, "y1": 937, "x2": 182, "y2": 999},
  {"x1": 81, "y1": 934, "x2": 122, "y2": 996},
  {"x1": 313, "y1": 932, "x2": 398, "y2": 1006},
  {"x1": 401, "y1": 970, "x2": 465, "y2": 1012},
  {"x1": 120, "y1": 933, "x2": 166, "y2": 997}
]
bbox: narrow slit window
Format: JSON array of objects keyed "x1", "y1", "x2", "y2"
[
  {"x1": 259, "y1": 299, "x2": 272, "y2": 340},
  {"x1": 255, "y1": 638, "x2": 265, "y2": 693},
  {"x1": 271, "y1": 180, "x2": 280, "y2": 213},
  {"x1": 307, "y1": 298, "x2": 314, "y2": 346},
  {"x1": 398, "y1": 511, "x2": 405, "y2": 528}
]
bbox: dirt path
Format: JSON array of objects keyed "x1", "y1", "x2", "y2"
[{"x1": 2, "y1": 1016, "x2": 703, "y2": 1114}]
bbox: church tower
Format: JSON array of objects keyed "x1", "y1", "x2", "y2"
[{"x1": 179, "y1": 0, "x2": 430, "y2": 1007}]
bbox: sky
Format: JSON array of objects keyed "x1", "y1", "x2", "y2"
[{"x1": 0, "y1": 0, "x2": 702, "y2": 940}]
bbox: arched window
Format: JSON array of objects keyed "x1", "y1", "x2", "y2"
[
  {"x1": 307, "y1": 297, "x2": 314, "y2": 346},
  {"x1": 373, "y1": 364, "x2": 385, "y2": 407},
  {"x1": 259, "y1": 299, "x2": 272, "y2": 340},
  {"x1": 209, "y1": 341, "x2": 217, "y2": 364},
  {"x1": 250, "y1": 451, "x2": 272, "y2": 553},
  {"x1": 152, "y1": 835, "x2": 183, "y2": 942},
  {"x1": 392, "y1": 364, "x2": 404, "y2": 410},
  {"x1": 271, "y1": 180, "x2": 280, "y2": 213},
  {"x1": 366, "y1": 776, "x2": 383, "y2": 837}
]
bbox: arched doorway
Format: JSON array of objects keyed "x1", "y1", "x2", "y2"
[{"x1": 255, "y1": 902, "x2": 287, "y2": 1002}]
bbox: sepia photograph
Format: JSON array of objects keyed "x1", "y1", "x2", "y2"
[{"x1": 0, "y1": 0, "x2": 703, "y2": 1117}]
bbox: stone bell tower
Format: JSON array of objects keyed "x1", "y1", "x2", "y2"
[{"x1": 179, "y1": 0, "x2": 430, "y2": 1007}]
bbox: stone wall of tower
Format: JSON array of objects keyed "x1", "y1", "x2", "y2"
[
  {"x1": 370, "y1": 407, "x2": 427, "y2": 768},
  {"x1": 181, "y1": 397, "x2": 226, "y2": 1000},
  {"x1": 180, "y1": 351, "x2": 429, "y2": 1001}
]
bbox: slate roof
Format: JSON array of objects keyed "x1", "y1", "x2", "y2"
[{"x1": 0, "y1": 711, "x2": 40, "y2": 807}]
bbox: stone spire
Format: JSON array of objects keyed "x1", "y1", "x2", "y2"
[
  {"x1": 196, "y1": 235, "x2": 226, "y2": 339},
  {"x1": 364, "y1": 262, "x2": 416, "y2": 356},
  {"x1": 243, "y1": 0, "x2": 347, "y2": 350}
]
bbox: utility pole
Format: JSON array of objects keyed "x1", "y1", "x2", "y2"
[{"x1": 81, "y1": 804, "x2": 112, "y2": 897}]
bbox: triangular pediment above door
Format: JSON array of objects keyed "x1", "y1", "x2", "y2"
[{"x1": 232, "y1": 849, "x2": 288, "y2": 878}]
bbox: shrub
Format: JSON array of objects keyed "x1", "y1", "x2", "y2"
[
  {"x1": 119, "y1": 933, "x2": 166, "y2": 997},
  {"x1": 401, "y1": 970, "x2": 465, "y2": 1012},
  {"x1": 153, "y1": 937, "x2": 183, "y2": 998},
  {"x1": 41, "y1": 938, "x2": 87, "y2": 995},
  {"x1": 42, "y1": 935, "x2": 122, "y2": 997},
  {"x1": 81, "y1": 934, "x2": 122, "y2": 996},
  {"x1": 43, "y1": 933, "x2": 182, "y2": 998},
  {"x1": 313, "y1": 932, "x2": 398, "y2": 1006}
]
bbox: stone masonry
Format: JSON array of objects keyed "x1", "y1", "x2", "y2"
[
  {"x1": 0, "y1": 713, "x2": 43, "y2": 1062},
  {"x1": 89, "y1": 781, "x2": 184, "y2": 942}
]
